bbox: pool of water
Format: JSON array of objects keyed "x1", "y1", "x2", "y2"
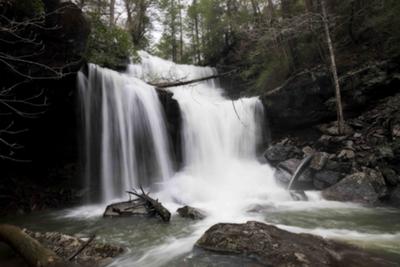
[{"x1": 1, "y1": 199, "x2": 400, "y2": 266}]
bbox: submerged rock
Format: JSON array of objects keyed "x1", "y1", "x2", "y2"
[
  {"x1": 196, "y1": 221, "x2": 395, "y2": 267},
  {"x1": 322, "y1": 168, "x2": 387, "y2": 204},
  {"x1": 177, "y1": 206, "x2": 206, "y2": 220}
]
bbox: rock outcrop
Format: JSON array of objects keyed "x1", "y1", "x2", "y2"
[
  {"x1": 263, "y1": 92, "x2": 400, "y2": 206},
  {"x1": 261, "y1": 60, "x2": 400, "y2": 134},
  {"x1": 196, "y1": 221, "x2": 395, "y2": 267}
]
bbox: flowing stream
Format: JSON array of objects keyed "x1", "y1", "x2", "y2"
[{"x1": 2, "y1": 52, "x2": 400, "y2": 266}]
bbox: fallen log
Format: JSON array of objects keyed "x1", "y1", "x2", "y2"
[
  {"x1": 126, "y1": 187, "x2": 171, "y2": 222},
  {"x1": 287, "y1": 154, "x2": 314, "y2": 201},
  {"x1": 0, "y1": 224, "x2": 65, "y2": 267},
  {"x1": 148, "y1": 69, "x2": 237, "y2": 89}
]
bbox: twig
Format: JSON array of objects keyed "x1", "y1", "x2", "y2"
[{"x1": 68, "y1": 234, "x2": 96, "y2": 261}]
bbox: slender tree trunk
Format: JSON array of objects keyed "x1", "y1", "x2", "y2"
[
  {"x1": 267, "y1": 0, "x2": 275, "y2": 22},
  {"x1": 109, "y1": 0, "x2": 115, "y2": 25},
  {"x1": 304, "y1": 0, "x2": 314, "y2": 12},
  {"x1": 171, "y1": 0, "x2": 177, "y2": 62},
  {"x1": 178, "y1": 0, "x2": 183, "y2": 62},
  {"x1": 124, "y1": 0, "x2": 133, "y2": 29},
  {"x1": 193, "y1": 0, "x2": 201, "y2": 64},
  {"x1": 320, "y1": 0, "x2": 345, "y2": 134}
]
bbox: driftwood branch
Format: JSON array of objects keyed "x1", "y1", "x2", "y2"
[
  {"x1": 148, "y1": 70, "x2": 237, "y2": 89},
  {"x1": 68, "y1": 234, "x2": 95, "y2": 261},
  {"x1": 126, "y1": 186, "x2": 171, "y2": 222},
  {"x1": 0, "y1": 224, "x2": 65, "y2": 267}
]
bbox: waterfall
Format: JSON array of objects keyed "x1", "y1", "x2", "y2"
[
  {"x1": 79, "y1": 52, "x2": 287, "y2": 210},
  {"x1": 78, "y1": 64, "x2": 173, "y2": 203}
]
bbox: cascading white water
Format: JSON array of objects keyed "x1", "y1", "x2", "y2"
[
  {"x1": 128, "y1": 53, "x2": 291, "y2": 221},
  {"x1": 73, "y1": 53, "x2": 400, "y2": 267},
  {"x1": 78, "y1": 64, "x2": 173, "y2": 203},
  {"x1": 78, "y1": 51, "x2": 291, "y2": 209}
]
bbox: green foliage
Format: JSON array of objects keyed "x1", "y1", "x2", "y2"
[{"x1": 85, "y1": 15, "x2": 135, "y2": 69}]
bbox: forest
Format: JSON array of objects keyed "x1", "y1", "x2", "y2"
[{"x1": 1, "y1": 0, "x2": 400, "y2": 266}]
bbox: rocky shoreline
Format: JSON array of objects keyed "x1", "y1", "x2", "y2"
[{"x1": 263, "y1": 93, "x2": 400, "y2": 207}]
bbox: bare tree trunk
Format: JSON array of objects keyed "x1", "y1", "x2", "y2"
[
  {"x1": 171, "y1": 0, "x2": 177, "y2": 62},
  {"x1": 267, "y1": 0, "x2": 275, "y2": 22},
  {"x1": 193, "y1": 0, "x2": 201, "y2": 64},
  {"x1": 178, "y1": 0, "x2": 183, "y2": 62},
  {"x1": 320, "y1": 0, "x2": 345, "y2": 134},
  {"x1": 110, "y1": 0, "x2": 115, "y2": 25},
  {"x1": 0, "y1": 224, "x2": 65, "y2": 267}
]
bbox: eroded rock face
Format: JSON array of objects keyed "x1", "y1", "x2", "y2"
[
  {"x1": 261, "y1": 61, "x2": 400, "y2": 135},
  {"x1": 177, "y1": 206, "x2": 206, "y2": 220},
  {"x1": 322, "y1": 168, "x2": 387, "y2": 204},
  {"x1": 196, "y1": 221, "x2": 395, "y2": 267}
]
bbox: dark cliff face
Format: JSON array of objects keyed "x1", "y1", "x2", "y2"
[
  {"x1": 0, "y1": 0, "x2": 90, "y2": 212},
  {"x1": 260, "y1": 59, "x2": 400, "y2": 138},
  {"x1": 156, "y1": 89, "x2": 183, "y2": 170}
]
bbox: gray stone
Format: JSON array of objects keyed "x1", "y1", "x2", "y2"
[
  {"x1": 381, "y1": 168, "x2": 399, "y2": 186},
  {"x1": 196, "y1": 221, "x2": 395, "y2": 267},
  {"x1": 389, "y1": 186, "x2": 400, "y2": 206},
  {"x1": 177, "y1": 206, "x2": 206, "y2": 220},
  {"x1": 263, "y1": 144, "x2": 294, "y2": 163},
  {"x1": 338, "y1": 149, "x2": 356, "y2": 160},
  {"x1": 322, "y1": 168, "x2": 387, "y2": 204},
  {"x1": 310, "y1": 152, "x2": 330, "y2": 171},
  {"x1": 377, "y1": 145, "x2": 394, "y2": 159},
  {"x1": 313, "y1": 170, "x2": 342, "y2": 190}
]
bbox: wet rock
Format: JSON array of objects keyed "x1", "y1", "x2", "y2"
[
  {"x1": 338, "y1": 149, "x2": 356, "y2": 160},
  {"x1": 381, "y1": 168, "x2": 399, "y2": 186},
  {"x1": 389, "y1": 186, "x2": 400, "y2": 206},
  {"x1": 313, "y1": 170, "x2": 343, "y2": 190},
  {"x1": 392, "y1": 124, "x2": 400, "y2": 138},
  {"x1": 276, "y1": 159, "x2": 313, "y2": 189},
  {"x1": 322, "y1": 168, "x2": 387, "y2": 204},
  {"x1": 24, "y1": 229, "x2": 123, "y2": 266},
  {"x1": 263, "y1": 144, "x2": 297, "y2": 164},
  {"x1": 103, "y1": 199, "x2": 149, "y2": 217},
  {"x1": 310, "y1": 152, "x2": 330, "y2": 171},
  {"x1": 324, "y1": 160, "x2": 352, "y2": 173},
  {"x1": 289, "y1": 190, "x2": 308, "y2": 201},
  {"x1": 196, "y1": 221, "x2": 395, "y2": 267},
  {"x1": 177, "y1": 206, "x2": 206, "y2": 220},
  {"x1": 377, "y1": 145, "x2": 394, "y2": 159},
  {"x1": 318, "y1": 122, "x2": 354, "y2": 136}
]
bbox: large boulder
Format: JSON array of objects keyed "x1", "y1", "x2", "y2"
[
  {"x1": 313, "y1": 170, "x2": 343, "y2": 190},
  {"x1": 196, "y1": 221, "x2": 395, "y2": 267},
  {"x1": 322, "y1": 168, "x2": 388, "y2": 204}
]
